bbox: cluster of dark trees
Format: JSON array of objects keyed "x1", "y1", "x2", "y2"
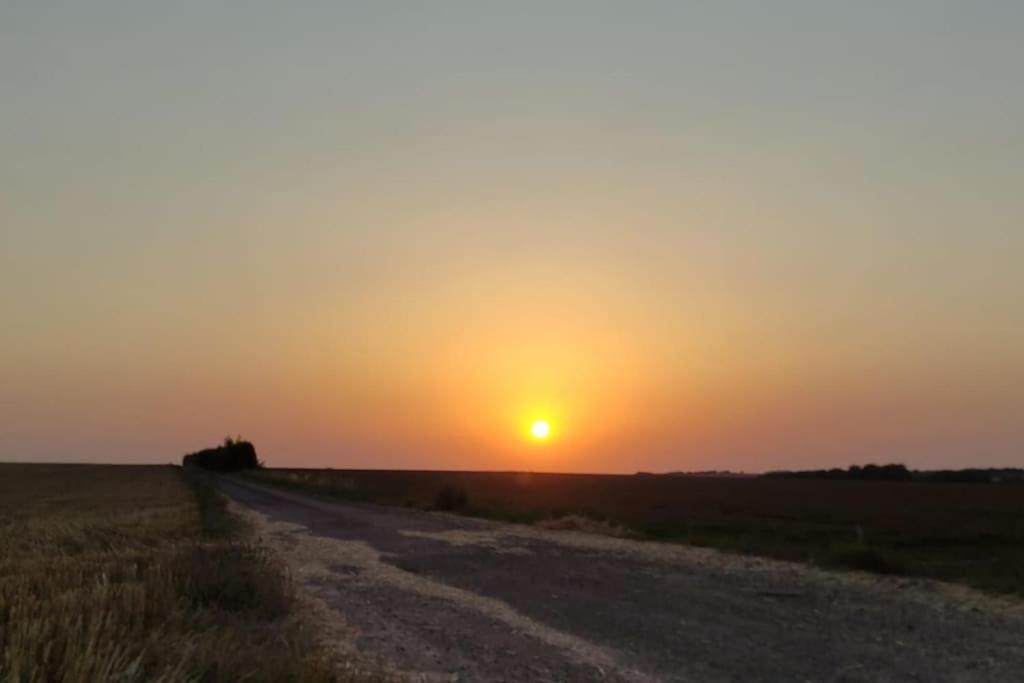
[
  {"x1": 764, "y1": 464, "x2": 912, "y2": 481},
  {"x1": 763, "y1": 464, "x2": 1024, "y2": 483},
  {"x1": 182, "y1": 437, "x2": 261, "y2": 472}
]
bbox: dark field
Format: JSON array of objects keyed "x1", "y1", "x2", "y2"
[{"x1": 248, "y1": 468, "x2": 1024, "y2": 596}]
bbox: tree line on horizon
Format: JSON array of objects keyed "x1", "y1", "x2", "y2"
[{"x1": 762, "y1": 463, "x2": 1024, "y2": 483}]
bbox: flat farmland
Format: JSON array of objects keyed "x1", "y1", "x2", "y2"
[
  {"x1": 248, "y1": 468, "x2": 1024, "y2": 595},
  {"x1": 0, "y1": 463, "x2": 375, "y2": 682}
]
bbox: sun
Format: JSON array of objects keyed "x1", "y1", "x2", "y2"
[{"x1": 530, "y1": 420, "x2": 551, "y2": 441}]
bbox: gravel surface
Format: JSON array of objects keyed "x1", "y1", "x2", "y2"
[{"x1": 216, "y1": 476, "x2": 1024, "y2": 682}]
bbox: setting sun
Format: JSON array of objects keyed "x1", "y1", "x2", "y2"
[{"x1": 530, "y1": 420, "x2": 551, "y2": 441}]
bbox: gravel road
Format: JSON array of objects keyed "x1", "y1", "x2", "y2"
[{"x1": 216, "y1": 476, "x2": 1024, "y2": 682}]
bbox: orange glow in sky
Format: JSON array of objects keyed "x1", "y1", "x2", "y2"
[{"x1": 1, "y1": 3, "x2": 1022, "y2": 472}]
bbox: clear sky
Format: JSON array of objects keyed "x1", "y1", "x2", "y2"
[{"x1": 2, "y1": 1, "x2": 1022, "y2": 472}]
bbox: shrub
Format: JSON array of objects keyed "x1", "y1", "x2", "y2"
[
  {"x1": 834, "y1": 545, "x2": 906, "y2": 574},
  {"x1": 434, "y1": 485, "x2": 468, "y2": 511}
]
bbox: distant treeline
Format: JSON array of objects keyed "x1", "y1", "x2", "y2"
[
  {"x1": 182, "y1": 437, "x2": 261, "y2": 472},
  {"x1": 763, "y1": 464, "x2": 1024, "y2": 483},
  {"x1": 635, "y1": 471, "x2": 754, "y2": 478},
  {"x1": 915, "y1": 468, "x2": 1024, "y2": 483}
]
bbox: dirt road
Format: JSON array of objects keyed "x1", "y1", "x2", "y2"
[{"x1": 216, "y1": 476, "x2": 1024, "y2": 682}]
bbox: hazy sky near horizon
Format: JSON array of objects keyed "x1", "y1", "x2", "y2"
[{"x1": 2, "y1": 1, "x2": 1022, "y2": 472}]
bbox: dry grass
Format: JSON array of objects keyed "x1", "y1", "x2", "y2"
[
  {"x1": 0, "y1": 463, "x2": 376, "y2": 682},
  {"x1": 535, "y1": 514, "x2": 640, "y2": 539}
]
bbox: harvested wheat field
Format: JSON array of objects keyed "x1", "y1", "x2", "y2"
[{"x1": 0, "y1": 463, "x2": 381, "y2": 683}]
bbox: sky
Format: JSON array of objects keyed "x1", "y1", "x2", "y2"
[{"x1": 2, "y1": 1, "x2": 1022, "y2": 473}]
